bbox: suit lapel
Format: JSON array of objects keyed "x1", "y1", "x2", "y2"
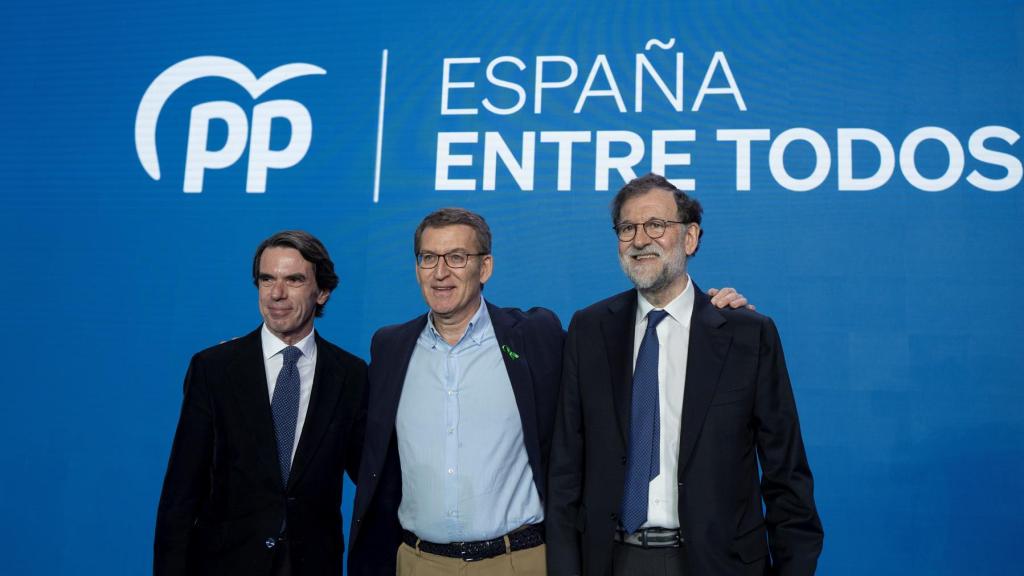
[
  {"x1": 600, "y1": 290, "x2": 637, "y2": 444},
  {"x1": 228, "y1": 329, "x2": 280, "y2": 484},
  {"x1": 678, "y1": 287, "x2": 732, "y2": 476},
  {"x1": 489, "y1": 302, "x2": 539, "y2": 469},
  {"x1": 352, "y1": 315, "x2": 423, "y2": 533},
  {"x1": 287, "y1": 332, "x2": 343, "y2": 490},
  {"x1": 378, "y1": 316, "x2": 427, "y2": 436}
]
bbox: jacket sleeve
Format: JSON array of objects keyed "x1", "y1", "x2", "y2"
[
  {"x1": 153, "y1": 355, "x2": 214, "y2": 576},
  {"x1": 546, "y1": 313, "x2": 585, "y2": 576},
  {"x1": 754, "y1": 317, "x2": 824, "y2": 576},
  {"x1": 345, "y1": 358, "x2": 369, "y2": 484},
  {"x1": 347, "y1": 329, "x2": 404, "y2": 576}
]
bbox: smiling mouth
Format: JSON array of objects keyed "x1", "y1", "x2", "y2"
[{"x1": 631, "y1": 253, "x2": 660, "y2": 261}]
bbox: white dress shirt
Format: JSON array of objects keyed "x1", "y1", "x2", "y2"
[
  {"x1": 261, "y1": 324, "x2": 318, "y2": 464},
  {"x1": 632, "y1": 277, "x2": 694, "y2": 529}
]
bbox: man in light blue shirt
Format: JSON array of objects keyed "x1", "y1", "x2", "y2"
[{"x1": 351, "y1": 208, "x2": 561, "y2": 576}]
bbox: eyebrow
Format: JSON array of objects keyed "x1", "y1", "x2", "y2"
[{"x1": 258, "y1": 272, "x2": 308, "y2": 280}]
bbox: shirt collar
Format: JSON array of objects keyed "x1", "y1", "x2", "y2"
[
  {"x1": 425, "y1": 295, "x2": 490, "y2": 347},
  {"x1": 635, "y1": 274, "x2": 694, "y2": 330},
  {"x1": 261, "y1": 324, "x2": 317, "y2": 361}
]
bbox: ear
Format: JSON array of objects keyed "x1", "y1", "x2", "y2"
[
  {"x1": 478, "y1": 254, "x2": 494, "y2": 284},
  {"x1": 317, "y1": 288, "x2": 330, "y2": 306},
  {"x1": 684, "y1": 224, "x2": 701, "y2": 256}
]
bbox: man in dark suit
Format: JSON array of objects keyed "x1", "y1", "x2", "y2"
[
  {"x1": 547, "y1": 174, "x2": 823, "y2": 576},
  {"x1": 348, "y1": 208, "x2": 563, "y2": 576},
  {"x1": 155, "y1": 230, "x2": 367, "y2": 576}
]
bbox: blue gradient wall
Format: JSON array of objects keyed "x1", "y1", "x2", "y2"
[{"x1": 1, "y1": 1, "x2": 1021, "y2": 574}]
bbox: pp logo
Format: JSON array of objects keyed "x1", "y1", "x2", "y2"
[{"x1": 135, "y1": 56, "x2": 326, "y2": 193}]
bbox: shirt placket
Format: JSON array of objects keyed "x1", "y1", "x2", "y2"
[{"x1": 443, "y1": 341, "x2": 461, "y2": 537}]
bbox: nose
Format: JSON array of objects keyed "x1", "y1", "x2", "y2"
[
  {"x1": 432, "y1": 259, "x2": 451, "y2": 279},
  {"x1": 631, "y1": 226, "x2": 653, "y2": 248},
  {"x1": 271, "y1": 280, "x2": 287, "y2": 299}
]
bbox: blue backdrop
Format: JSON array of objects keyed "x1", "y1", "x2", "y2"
[{"x1": 2, "y1": 1, "x2": 1022, "y2": 574}]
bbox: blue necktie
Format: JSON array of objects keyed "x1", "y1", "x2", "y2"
[
  {"x1": 272, "y1": 346, "x2": 302, "y2": 487},
  {"x1": 621, "y1": 309, "x2": 670, "y2": 534}
]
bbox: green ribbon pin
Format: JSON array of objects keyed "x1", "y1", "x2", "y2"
[{"x1": 501, "y1": 344, "x2": 520, "y2": 360}]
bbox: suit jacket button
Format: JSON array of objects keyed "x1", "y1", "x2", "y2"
[
  {"x1": 610, "y1": 513, "x2": 618, "y2": 522},
  {"x1": 620, "y1": 456, "x2": 627, "y2": 465},
  {"x1": 265, "y1": 538, "x2": 276, "y2": 549}
]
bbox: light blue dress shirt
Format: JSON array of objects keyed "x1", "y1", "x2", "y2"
[{"x1": 396, "y1": 298, "x2": 544, "y2": 543}]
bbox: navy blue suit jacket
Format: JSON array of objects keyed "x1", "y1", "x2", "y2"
[
  {"x1": 348, "y1": 302, "x2": 564, "y2": 576},
  {"x1": 154, "y1": 328, "x2": 367, "y2": 576},
  {"x1": 546, "y1": 285, "x2": 823, "y2": 576}
]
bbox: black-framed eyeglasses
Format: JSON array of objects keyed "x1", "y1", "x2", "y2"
[
  {"x1": 416, "y1": 251, "x2": 489, "y2": 269},
  {"x1": 613, "y1": 218, "x2": 687, "y2": 242}
]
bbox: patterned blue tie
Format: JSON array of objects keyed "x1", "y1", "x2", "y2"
[
  {"x1": 621, "y1": 309, "x2": 670, "y2": 534},
  {"x1": 271, "y1": 346, "x2": 302, "y2": 487}
]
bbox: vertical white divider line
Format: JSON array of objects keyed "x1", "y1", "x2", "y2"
[{"x1": 373, "y1": 49, "x2": 389, "y2": 203}]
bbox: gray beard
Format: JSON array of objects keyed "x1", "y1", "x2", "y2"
[{"x1": 619, "y1": 245, "x2": 687, "y2": 295}]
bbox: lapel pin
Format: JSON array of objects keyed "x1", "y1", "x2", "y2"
[{"x1": 501, "y1": 344, "x2": 520, "y2": 360}]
